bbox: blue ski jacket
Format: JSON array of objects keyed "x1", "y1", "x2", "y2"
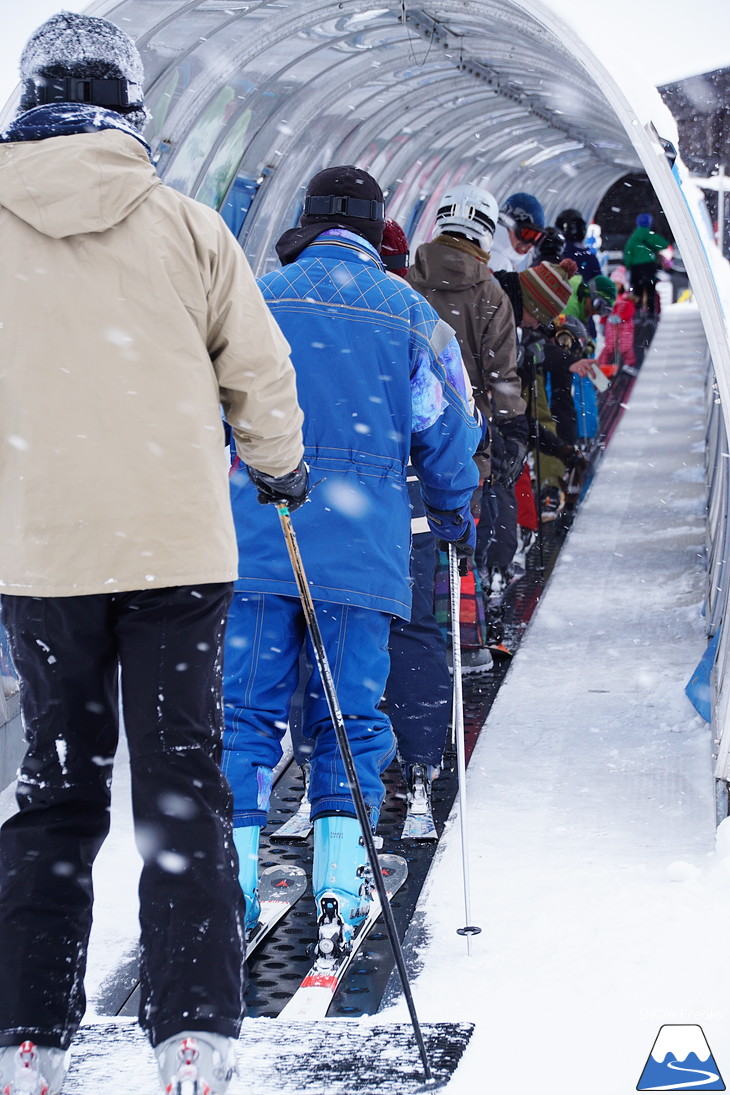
[{"x1": 230, "y1": 229, "x2": 480, "y2": 620}]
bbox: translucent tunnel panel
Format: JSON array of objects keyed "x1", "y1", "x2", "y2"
[
  {"x1": 76, "y1": 0, "x2": 650, "y2": 271},
  {"x1": 92, "y1": 0, "x2": 183, "y2": 44},
  {"x1": 76, "y1": 0, "x2": 728, "y2": 397}
]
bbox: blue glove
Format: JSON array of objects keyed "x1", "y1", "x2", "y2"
[{"x1": 426, "y1": 505, "x2": 477, "y2": 575}]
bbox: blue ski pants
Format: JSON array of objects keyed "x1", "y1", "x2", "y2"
[{"x1": 222, "y1": 593, "x2": 396, "y2": 827}]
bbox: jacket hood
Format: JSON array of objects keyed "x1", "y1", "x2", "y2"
[
  {"x1": 408, "y1": 235, "x2": 492, "y2": 294},
  {"x1": 0, "y1": 128, "x2": 159, "y2": 238}
]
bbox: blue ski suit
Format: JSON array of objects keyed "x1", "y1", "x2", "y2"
[{"x1": 223, "y1": 229, "x2": 479, "y2": 826}]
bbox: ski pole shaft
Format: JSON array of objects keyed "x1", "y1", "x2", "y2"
[
  {"x1": 277, "y1": 505, "x2": 434, "y2": 1083},
  {"x1": 448, "y1": 545, "x2": 482, "y2": 956},
  {"x1": 531, "y1": 361, "x2": 545, "y2": 573}
]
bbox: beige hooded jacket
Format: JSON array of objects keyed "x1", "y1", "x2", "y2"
[{"x1": 0, "y1": 129, "x2": 304, "y2": 597}]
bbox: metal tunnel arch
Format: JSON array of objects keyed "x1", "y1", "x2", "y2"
[{"x1": 63, "y1": 0, "x2": 642, "y2": 269}]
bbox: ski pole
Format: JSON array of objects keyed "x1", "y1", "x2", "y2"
[
  {"x1": 448, "y1": 545, "x2": 482, "y2": 957},
  {"x1": 276, "y1": 504, "x2": 436, "y2": 1085},
  {"x1": 530, "y1": 354, "x2": 545, "y2": 573}
]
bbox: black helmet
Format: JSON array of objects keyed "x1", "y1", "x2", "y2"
[
  {"x1": 536, "y1": 227, "x2": 566, "y2": 263},
  {"x1": 555, "y1": 209, "x2": 587, "y2": 244}
]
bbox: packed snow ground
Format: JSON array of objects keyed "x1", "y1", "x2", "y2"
[
  {"x1": 0, "y1": 303, "x2": 724, "y2": 1094},
  {"x1": 380, "y1": 302, "x2": 728, "y2": 1093}
]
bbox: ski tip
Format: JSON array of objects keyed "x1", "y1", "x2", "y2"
[{"x1": 488, "y1": 642, "x2": 514, "y2": 658}]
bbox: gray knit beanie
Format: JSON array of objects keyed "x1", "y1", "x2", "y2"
[{"x1": 18, "y1": 11, "x2": 148, "y2": 131}]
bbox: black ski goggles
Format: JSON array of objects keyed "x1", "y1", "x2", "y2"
[
  {"x1": 591, "y1": 296, "x2": 612, "y2": 317},
  {"x1": 554, "y1": 328, "x2": 582, "y2": 355},
  {"x1": 382, "y1": 252, "x2": 409, "y2": 271}
]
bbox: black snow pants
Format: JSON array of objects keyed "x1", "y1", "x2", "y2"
[{"x1": 0, "y1": 584, "x2": 246, "y2": 1050}]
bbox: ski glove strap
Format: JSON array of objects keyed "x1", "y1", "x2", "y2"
[{"x1": 247, "y1": 463, "x2": 309, "y2": 512}]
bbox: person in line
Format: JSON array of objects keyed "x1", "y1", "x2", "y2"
[
  {"x1": 380, "y1": 218, "x2": 485, "y2": 831},
  {"x1": 598, "y1": 266, "x2": 637, "y2": 376},
  {"x1": 406, "y1": 183, "x2": 528, "y2": 671},
  {"x1": 554, "y1": 209, "x2": 602, "y2": 281},
  {"x1": 564, "y1": 274, "x2": 617, "y2": 444},
  {"x1": 623, "y1": 212, "x2": 670, "y2": 315},
  {"x1": 223, "y1": 168, "x2": 480, "y2": 955},
  {"x1": 489, "y1": 191, "x2": 546, "y2": 273},
  {"x1": 489, "y1": 259, "x2": 577, "y2": 563},
  {"x1": 0, "y1": 14, "x2": 306, "y2": 1095}
]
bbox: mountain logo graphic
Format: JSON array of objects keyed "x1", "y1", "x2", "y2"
[{"x1": 637, "y1": 1025, "x2": 725, "y2": 1090}]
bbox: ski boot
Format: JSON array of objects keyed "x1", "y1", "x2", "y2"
[
  {"x1": 0, "y1": 1041, "x2": 70, "y2": 1095},
  {"x1": 155, "y1": 1032, "x2": 236, "y2": 1095},
  {"x1": 312, "y1": 816, "x2": 373, "y2": 960},
  {"x1": 401, "y1": 762, "x2": 438, "y2": 840},
  {"x1": 512, "y1": 526, "x2": 536, "y2": 574},
  {"x1": 232, "y1": 824, "x2": 261, "y2": 938},
  {"x1": 539, "y1": 485, "x2": 565, "y2": 522}
]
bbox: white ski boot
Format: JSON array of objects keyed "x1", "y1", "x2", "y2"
[
  {"x1": 155, "y1": 1032, "x2": 236, "y2": 1095},
  {"x1": 0, "y1": 1041, "x2": 70, "y2": 1095},
  {"x1": 401, "y1": 763, "x2": 438, "y2": 840},
  {"x1": 312, "y1": 816, "x2": 373, "y2": 960},
  {"x1": 232, "y1": 824, "x2": 261, "y2": 938}
]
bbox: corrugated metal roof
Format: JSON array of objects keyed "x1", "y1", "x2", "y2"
[{"x1": 80, "y1": 0, "x2": 644, "y2": 267}]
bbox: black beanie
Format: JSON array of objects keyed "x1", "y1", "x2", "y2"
[{"x1": 277, "y1": 165, "x2": 385, "y2": 265}]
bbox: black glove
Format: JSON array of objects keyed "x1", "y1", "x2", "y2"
[
  {"x1": 556, "y1": 444, "x2": 587, "y2": 471},
  {"x1": 494, "y1": 415, "x2": 529, "y2": 489},
  {"x1": 247, "y1": 463, "x2": 309, "y2": 512}
]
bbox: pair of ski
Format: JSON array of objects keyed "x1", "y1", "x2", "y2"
[{"x1": 250, "y1": 857, "x2": 408, "y2": 1018}]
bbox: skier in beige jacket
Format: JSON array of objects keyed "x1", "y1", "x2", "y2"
[{"x1": 0, "y1": 13, "x2": 304, "y2": 1095}]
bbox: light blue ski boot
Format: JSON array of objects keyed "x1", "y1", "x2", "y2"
[
  {"x1": 312, "y1": 816, "x2": 373, "y2": 959},
  {"x1": 233, "y1": 824, "x2": 261, "y2": 936}
]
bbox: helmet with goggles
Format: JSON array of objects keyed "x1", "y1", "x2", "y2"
[
  {"x1": 435, "y1": 183, "x2": 499, "y2": 250},
  {"x1": 553, "y1": 313, "x2": 593, "y2": 359},
  {"x1": 500, "y1": 192, "x2": 545, "y2": 247},
  {"x1": 588, "y1": 275, "x2": 617, "y2": 317}
]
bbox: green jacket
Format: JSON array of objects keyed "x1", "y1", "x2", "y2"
[
  {"x1": 624, "y1": 226, "x2": 670, "y2": 268},
  {"x1": 564, "y1": 274, "x2": 589, "y2": 323}
]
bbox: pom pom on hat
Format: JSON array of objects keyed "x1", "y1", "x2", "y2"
[{"x1": 519, "y1": 259, "x2": 575, "y2": 324}]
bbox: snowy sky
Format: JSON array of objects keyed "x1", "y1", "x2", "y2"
[{"x1": 0, "y1": 0, "x2": 728, "y2": 114}]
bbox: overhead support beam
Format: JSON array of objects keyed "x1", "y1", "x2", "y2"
[{"x1": 401, "y1": 6, "x2": 622, "y2": 168}]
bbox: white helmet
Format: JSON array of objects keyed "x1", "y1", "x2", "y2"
[{"x1": 435, "y1": 183, "x2": 499, "y2": 249}]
